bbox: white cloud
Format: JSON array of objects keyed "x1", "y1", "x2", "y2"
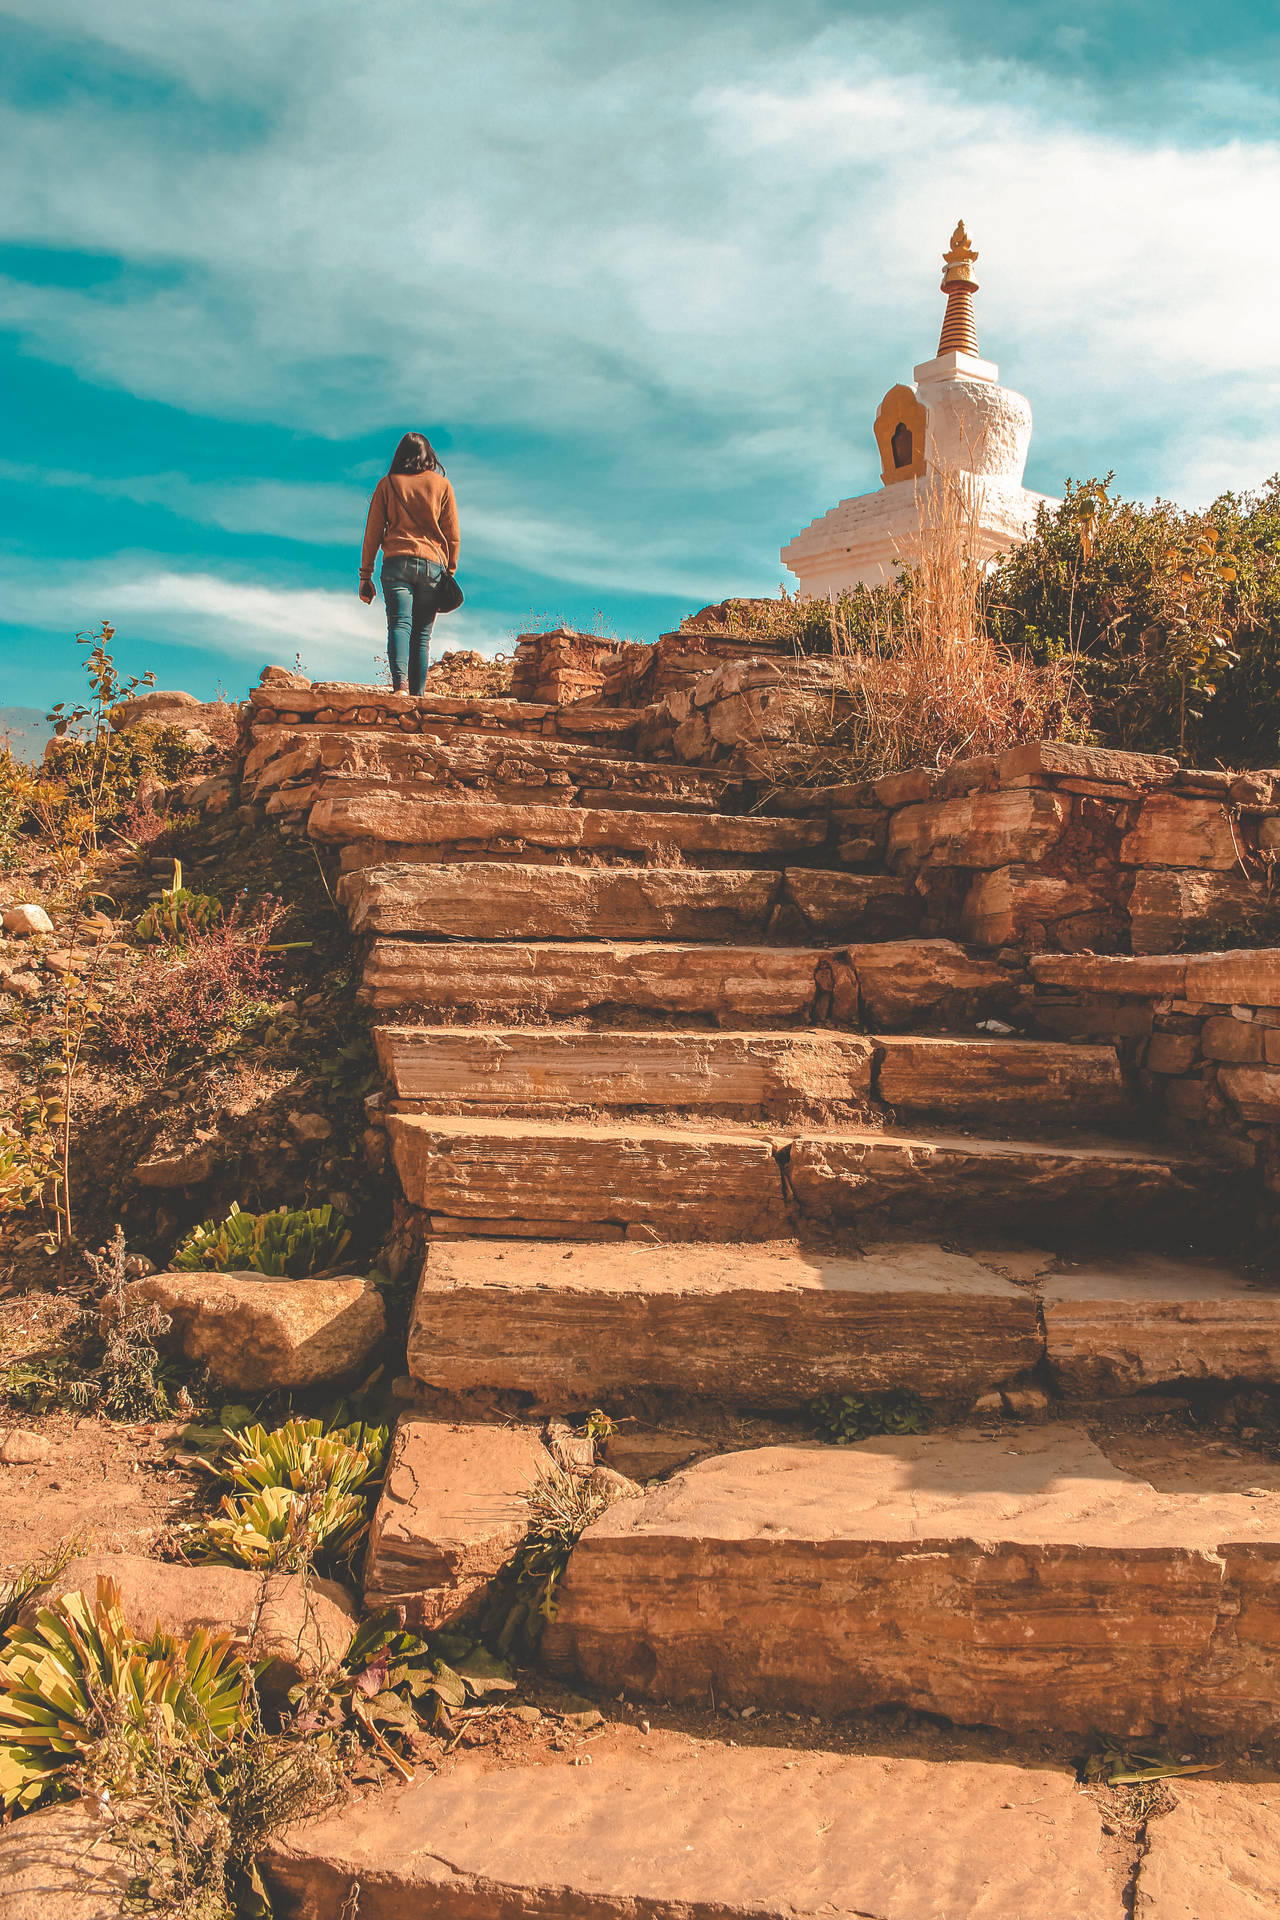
[
  {"x1": 0, "y1": 558, "x2": 518, "y2": 685},
  {"x1": 0, "y1": 0, "x2": 1277, "y2": 588}
]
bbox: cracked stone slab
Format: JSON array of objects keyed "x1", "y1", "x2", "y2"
[
  {"x1": 262, "y1": 1740, "x2": 1122, "y2": 1920},
  {"x1": 1134, "y1": 1781, "x2": 1280, "y2": 1918}
]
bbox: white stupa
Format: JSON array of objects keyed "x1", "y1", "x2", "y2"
[{"x1": 781, "y1": 223, "x2": 1058, "y2": 597}]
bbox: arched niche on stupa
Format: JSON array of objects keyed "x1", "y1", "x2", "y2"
[{"x1": 873, "y1": 385, "x2": 927, "y2": 486}]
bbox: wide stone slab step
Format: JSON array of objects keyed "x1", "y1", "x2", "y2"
[
  {"x1": 386, "y1": 1114, "x2": 1200, "y2": 1239},
  {"x1": 360, "y1": 939, "x2": 835, "y2": 1019},
  {"x1": 310, "y1": 790, "x2": 828, "y2": 863},
  {"x1": 262, "y1": 1740, "x2": 1122, "y2": 1920},
  {"x1": 544, "y1": 1427, "x2": 1280, "y2": 1739},
  {"x1": 359, "y1": 934, "x2": 1018, "y2": 1028},
  {"x1": 408, "y1": 1239, "x2": 1040, "y2": 1405},
  {"x1": 375, "y1": 1026, "x2": 1129, "y2": 1127},
  {"x1": 375, "y1": 1026, "x2": 874, "y2": 1115},
  {"x1": 340, "y1": 862, "x2": 918, "y2": 942}
]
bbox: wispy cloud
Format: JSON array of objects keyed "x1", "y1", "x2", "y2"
[
  {"x1": 1, "y1": 1, "x2": 1279, "y2": 706},
  {"x1": 0, "y1": 558, "x2": 517, "y2": 683}
]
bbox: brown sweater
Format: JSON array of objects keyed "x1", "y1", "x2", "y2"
[{"x1": 360, "y1": 470, "x2": 460, "y2": 578}]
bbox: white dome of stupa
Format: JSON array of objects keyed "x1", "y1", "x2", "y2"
[{"x1": 781, "y1": 223, "x2": 1059, "y2": 598}]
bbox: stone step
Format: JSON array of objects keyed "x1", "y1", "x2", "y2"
[
  {"x1": 262, "y1": 1738, "x2": 1122, "y2": 1920},
  {"x1": 385, "y1": 1114, "x2": 1200, "y2": 1241},
  {"x1": 387, "y1": 1113, "x2": 791, "y2": 1239},
  {"x1": 375, "y1": 1027, "x2": 875, "y2": 1115},
  {"x1": 875, "y1": 1035, "x2": 1130, "y2": 1122},
  {"x1": 376, "y1": 1025, "x2": 1130, "y2": 1127},
  {"x1": 544, "y1": 1426, "x2": 1280, "y2": 1740},
  {"x1": 1042, "y1": 1252, "x2": 1280, "y2": 1393},
  {"x1": 245, "y1": 723, "x2": 755, "y2": 804},
  {"x1": 250, "y1": 680, "x2": 642, "y2": 740},
  {"x1": 407, "y1": 1239, "x2": 1041, "y2": 1405},
  {"x1": 310, "y1": 790, "x2": 828, "y2": 865},
  {"x1": 358, "y1": 935, "x2": 1016, "y2": 1027},
  {"x1": 341, "y1": 862, "x2": 918, "y2": 942},
  {"x1": 407, "y1": 1241, "x2": 1280, "y2": 1404},
  {"x1": 361, "y1": 939, "x2": 836, "y2": 1019}
]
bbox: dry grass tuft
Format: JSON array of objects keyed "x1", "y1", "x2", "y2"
[{"x1": 753, "y1": 466, "x2": 1086, "y2": 789}]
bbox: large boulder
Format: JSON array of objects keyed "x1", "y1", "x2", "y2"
[
  {"x1": 110, "y1": 688, "x2": 222, "y2": 732},
  {"x1": 124, "y1": 1271, "x2": 385, "y2": 1391},
  {"x1": 23, "y1": 1551, "x2": 356, "y2": 1694},
  {"x1": 0, "y1": 1803, "x2": 134, "y2": 1920}
]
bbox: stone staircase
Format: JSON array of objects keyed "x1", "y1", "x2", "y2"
[{"x1": 242, "y1": 671, "x2": 1280, "y2": 1765}]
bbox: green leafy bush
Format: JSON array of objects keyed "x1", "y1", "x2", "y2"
[
  {"x1": 0, "y1": 1576, "x2": 250, "y2": 1811},
  {"x1": 173, "y1": 1202, "x2": 351, "y2": 1278},
  {"x1": 319, "y1": 1612, "x2": 515, "y2": 1753},
  {"x1": 196, "y1": 1417, "x2": 387, "y2": 1571},
  {"x1": 810, "y1": 1388, "x2": 928, "y2": 1445},
  {"x1": 135, "y1": 859, "x2": 222, "y2": 944},
  {"x1": 986, "y1": 473, "x2": 1280, "y2": 762}
]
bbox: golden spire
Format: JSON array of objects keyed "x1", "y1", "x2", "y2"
[{"x1": 937, "y1": 219, "x2": 980, "y2": 357}]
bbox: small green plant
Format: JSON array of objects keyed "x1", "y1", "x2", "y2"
[
  {"x1": 196, "y1": 1417, "x2": 387, "y2": 1571},
  {"x1": 318, "y1": 1034, "x2": 379, "y2": 1101},
  {"x1": 89, "y1": 1226, "x2": 176, "y2": 1421},
  {"x1": 0, "y1": 1094, "x2": 63, "y2": 1217},
  {"x1": 296, "y1": 1612, "x2": 516, "y2": 1770},
  {"x1": 0, "y1": 1356, "x2": 94, "y2": 1415},
  {"x1": 1080, "y1": 1737, "x2": 1219, "y2": 1788},
  {"x1": 173, "y1": 1202, "x2": 352, "y2": 1278},
  {"x1": 809, "y1": 1387, "x2": 929, "y2": 1445},
  {"x1": 135, "y1": 858, "x2": 223, "y2": 944},
  {"x1": 0, "y1": 1544, "x2": 81, "y2": 1642},
  {"x1": 575, "y1": 1408, "x2": 616, "y2": 1443},
  {"x1": 0, "y1": 1576, "x2": 251, "y2": 1812},
  {"x1": 487, "y1": 1465, "x2": 615, "y2": 1655}
]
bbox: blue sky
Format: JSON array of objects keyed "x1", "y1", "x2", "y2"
[{"x1": 2, "y1": 0, "x2": 1279, "y2": 709}]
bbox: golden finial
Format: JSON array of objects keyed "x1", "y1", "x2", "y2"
[{"x1": 937, "y1": 219, "x2": 980, "y2": 356}]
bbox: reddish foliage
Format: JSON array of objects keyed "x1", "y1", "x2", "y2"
[{"x1": 98, "y1": 897, "x2": 285, "y2": 1082}]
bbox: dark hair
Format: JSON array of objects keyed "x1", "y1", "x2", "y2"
[{"x1": 389, "y1": 431, "x2": 443, "y2": 476}]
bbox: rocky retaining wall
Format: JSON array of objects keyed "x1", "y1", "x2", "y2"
[{"x1": 647, "y1": 658, "x2": 1280, "y2": 956}]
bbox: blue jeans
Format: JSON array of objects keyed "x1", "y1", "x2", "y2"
[{"x1": 381, "y1": 555, "x2": 443, "y2": 694}]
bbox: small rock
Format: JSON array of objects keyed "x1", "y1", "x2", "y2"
[
  {"x1": 2, "y1": 970, "x2": 43, "y2": 1000},
  {"x1": 3, "y1": 903, "x2": 53, "y2": 937},
  {"x1": 971, "y1": 1390, "x2": 1004, "y2": 1416},
  {"x1": 288, "y1": 1111, "x2": 333, "y2": 1145},
  {"x1": 0, "y1": 1429, "x2": 52, "y2": 1465},
  {"x1": 135, "y1": 1145, "x2": 216, "y2": 1189},
  {"x1": 1001, "y1": 1386, "x2": 1050, "y2": 1417},
  {"x1": 258, "y1": 664, "x2": 311, "y2": 689},
  {"x1": 584, "y1": 1464, "x2": 644, "y2": 1504}
]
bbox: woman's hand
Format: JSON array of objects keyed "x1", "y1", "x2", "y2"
[{"x1": 358, "y1": 579, "x2": 376, "y2": 604}]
